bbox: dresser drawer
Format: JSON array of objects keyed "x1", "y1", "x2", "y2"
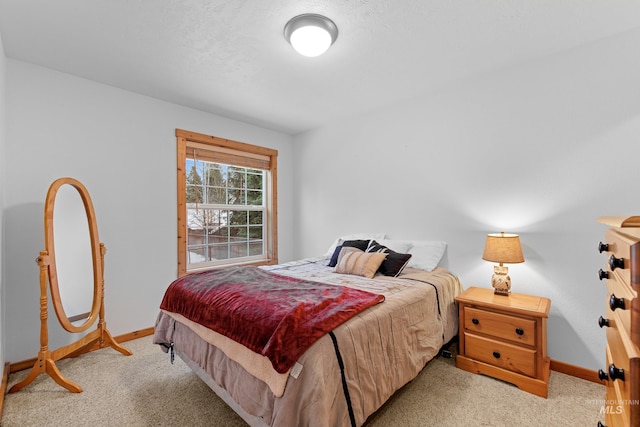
[
  {"x1": 604, "y1": 229, "x2": 636, "y2": 288},
  {"x1": 605, "y1": 344, "x2": 632, "y2": 426},
  {"x1": 605, "y1": 275, "x2": 634, "y2": 337},
  {"x1": 605, "y1": 329, "x2": 633, "y2": 412},
  {"x1": 604, "y1": 380, "x2": 627, "y2": 427},
  {"x1": 464, "y1": 306, "x2": 536, "y2": 346},
  {"x1": 464, "y1": 333, "x2": 536, "y2": 377}
]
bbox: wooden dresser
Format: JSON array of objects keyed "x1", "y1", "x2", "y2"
[
  {"x1": 597, "y1": 216, "x2": 640, "y2": 427},
  {"x1": 456, "y1": 286, "x2": 551, "y2": 398}
]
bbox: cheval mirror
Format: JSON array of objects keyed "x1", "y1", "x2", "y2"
[{"x1": 9, "y1": 177, "x2": 132, "y2": 393}]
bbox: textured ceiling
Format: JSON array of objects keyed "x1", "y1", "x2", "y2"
[{"x1": 1, "y1": 1, "x2": 639, "y2": 134}]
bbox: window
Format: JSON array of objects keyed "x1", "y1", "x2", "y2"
[{"x1": 176, "y1": 129, "x2": 278, "y2": 276}]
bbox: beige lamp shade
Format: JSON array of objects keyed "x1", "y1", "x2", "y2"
[{"x1": 482, "y1": 232, "x2": 524, "y2": 265}]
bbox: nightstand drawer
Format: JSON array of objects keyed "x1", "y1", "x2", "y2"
[
  {"x1": 464, "y1": 306, "x2": 536, "y2": 346},
  {"x1": 464, "y1": 333, "x2": 536, "y2": 377},
  {"x1": 456, "y1": 287, "x2": 550, "y2": 397}
]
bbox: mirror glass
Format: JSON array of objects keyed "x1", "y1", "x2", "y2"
[{"x1": 52, "y1": 184, "x2": 95, "y2": 324}]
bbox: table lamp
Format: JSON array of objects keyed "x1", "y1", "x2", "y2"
[{"x1": 482, "y1": 232, "x2": 524, "y2": 296}]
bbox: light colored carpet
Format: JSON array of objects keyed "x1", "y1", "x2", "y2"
[{"x1": 2, "y1": 336, "x2": 605, "y2": 426}]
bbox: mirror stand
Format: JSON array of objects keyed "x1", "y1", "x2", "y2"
[
  {"x1": 9, "y1": 177, "x2": 132, "y2": 393},
  {"x1": 10, "y1": 245, "x2": 132, "y2": 393}
]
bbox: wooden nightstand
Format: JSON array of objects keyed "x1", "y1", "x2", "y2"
[{"x1": 456, "y1": 286, "x2": 551, "y2": 398}]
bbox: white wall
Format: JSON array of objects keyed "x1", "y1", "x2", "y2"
[
  {"x1": 293, "y1": 28, "x2": 640, "y2": 370},
  {"x1": 0, "y1": 28, "x2": 7, "y2": 369},
  {"x1": 3, "y1": 27, "x2": 638, "y2": 373},
  {"x1": 3, "y1": 60, "x2": 294, "y2": 362}
]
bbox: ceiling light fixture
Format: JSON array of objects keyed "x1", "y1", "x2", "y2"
[{"x1": 284, "y1": 13, "x2": 338, "y2": 57}]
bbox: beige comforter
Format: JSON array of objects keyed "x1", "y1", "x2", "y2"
[{"x1": 154, "y1": 257, "x2": 462, "y2": 427}]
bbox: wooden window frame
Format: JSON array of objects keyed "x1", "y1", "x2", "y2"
[{"x1": 176, "y1": 129, "x2": 278, "y2": 277}]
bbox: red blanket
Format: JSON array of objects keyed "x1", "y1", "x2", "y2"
[{"x1": 160, "y1": 266, "x2": 384, "y2": 373}]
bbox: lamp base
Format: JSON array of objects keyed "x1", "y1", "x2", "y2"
[{"x1": 491, "y1": 265, "x2": 511, "y2": 296}]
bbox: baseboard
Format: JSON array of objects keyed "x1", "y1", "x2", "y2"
[
  {"x1": 1, "y1": 362, "x2": 9, "y2": 418},
  {"x1": 3, "y1": 330, "x2": 603, "y2": 400},
  {"x1": 551, "y1": 358, "x2": 606, "y2": 385},
  {"x1": 8, "y1": 327, "x2": 155, "y2": 374}
]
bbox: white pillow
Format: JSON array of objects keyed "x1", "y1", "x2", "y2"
[
  {"x1": 325, "y1": 233, "x2": 387, "y2": 256},
  {"x1": 406, "y1": 241, "x2": 447, "y2": 272},
  {"x1": 376, "y1": 239, "x2": 412, "y2": 254}
]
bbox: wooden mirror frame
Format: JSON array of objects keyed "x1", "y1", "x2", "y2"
[
  {"x1": 46, "y1": 177, "x2": 102, "y2": 332},
  {"x1": 9, "y1": 177, "x2": 132, "y2": 393}
]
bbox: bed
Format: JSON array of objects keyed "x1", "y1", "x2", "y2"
[{"x1": 153, "y1": 237, "x2": 462, "y2": 427}]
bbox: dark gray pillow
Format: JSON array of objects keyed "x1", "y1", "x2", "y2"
[
  {"x1": 328, "y1": 240, "x2": 371, "y2": 267},
  {"x1": 365, "y1": 240, "x2": 412, "y2": 277}
]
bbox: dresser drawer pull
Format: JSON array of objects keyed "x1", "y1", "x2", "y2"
[
  {"x1": 608, "y1": 363, "x2": 625, "y2": 382},
  {"x1": 515, "y1": 327, "x2": 524, "y2": 335},
  {"x1": 597, "y1": 316, "x2": 610, "y2": 328},
  {"x1": 598, "y1": 269, "x2": 609, "y2": 280},
  {"x1": 598, "y1": 369, "x2": 609, "y2": 381},
  {"x1": 609, "y1": 255, "x2": 624, "y2": 271},
  {"x1": 471, "y1": 318, "x2": 479, "y2": 325},
  {"x1": 609, "y1": 294, "x2": 625, "y2": 311},
  {"x1": 598, "y1": 242, "x2": 609, "y2": 253},
  {"x1": 492, "y1": 351, "x2": 501, "y2": 359},
  {"x1": 597, "y1": 422, "x2": 607, "y2": 427}
]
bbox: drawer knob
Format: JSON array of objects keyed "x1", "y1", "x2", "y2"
[
  {"x1": 515, "y1": 327, "x2": 524, "y2": 336},
  {"x1": 492, "y1": 351, "x2": 501, "y2": 359},
  {"x1": 598, "y1": 316, "x2": 610, "y2": 328},
  {"x1": 598, "y1": 269, "x2": 609, "y2": 280},
  {"x1": 608, "y1": 363, "x2": 625, "y2": 381},
  {"x1": 471, "y1": 318, "x2": 479, "y2": 325},
  {"x1": 609, "y1": 294, "x2": 625, "y2": 311},
  {"x1": 598, "y1": 242, "x2": 609, "y2": 253},
  {"x1": 609, "y1": 255, "x2": 624, "y2": 271},
  {"x1": 598, "y1": 369, "x2": 609, "y2": 381}
]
